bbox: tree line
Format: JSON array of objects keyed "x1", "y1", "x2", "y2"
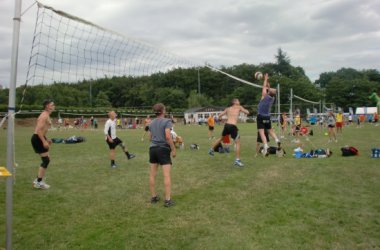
[{"x1": 0, "y1": 49, "x2": 379, "y2": 113}]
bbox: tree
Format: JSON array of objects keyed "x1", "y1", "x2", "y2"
[{"x1": 95, "y1": 91, "x2": 111, "y2": 107}]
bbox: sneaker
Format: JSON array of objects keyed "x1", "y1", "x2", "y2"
[
  {"x1": 150, "y1": 196, "x2": 160, "y2": 204},
  {"x1": 33, "y1": 180, "x2": 50, "y2": 189},
  {"x1": 164, "y1": 199, "x2": 175, "y2": 207},
  {"x1": 234, "y1": 159, "x2": 244, "y2": 167},
  {"x1": 127, "y1": 154, "x2": 136, "y2": 160},
  {"x1": 111, "y1": 164, "x2": 118, "y2": 168},
  {"x1": 208, "y1": 148, "x2": 214, "y2": 156},
  {"x1": 262, "y1": 145, "x2": 269, "y2": 157}
]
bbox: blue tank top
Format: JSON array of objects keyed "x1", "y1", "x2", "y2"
[{"x1": 258, "y1": 95, "x2": 274, "y2": 116}]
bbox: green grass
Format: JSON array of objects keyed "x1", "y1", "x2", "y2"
[{"x1": 1, "y1": 122, "x2": 380, "y2": 249}]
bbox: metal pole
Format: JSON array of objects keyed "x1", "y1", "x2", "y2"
[
  {"x1": 277, "y1": 84, "x2": 281, "y2": 134},
  {"x1": 7, "y1": 0, "x2": 22, "y2": 249},
  {"x1": 197, "y1": 68, "x2": 201, "y2": 95},
  {"x1": 89, "y1": 81, "x2": 92, "y2": 107},
  {"x1": 290, "y1": 88, "x2": 293, "y2": 121}
]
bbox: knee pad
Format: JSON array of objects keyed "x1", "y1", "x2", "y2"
[{"x1": 40, "y1": 156, "x2": 50, "y2": 169}]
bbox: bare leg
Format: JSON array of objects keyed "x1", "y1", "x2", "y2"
[
  {"x1": 235, "y1": 138, "x2": 241, "y2": 159},
  {"x1": 149, "y1": 164, "x2": 158, "y2": 197},
  {"x1": 162, "y1": 164, "x2": 171, "y2": 200}
]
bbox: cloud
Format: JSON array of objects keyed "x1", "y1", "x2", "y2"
[{"x1": 0, "y1": 0, "x2": 379, "y2": 88}]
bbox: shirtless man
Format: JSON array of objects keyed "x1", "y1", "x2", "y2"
[
  {"x1": 31, "y1": 100, "x2": 55, "y2": 189},
  {"x1": 208, "y1": 98, "x2": 249, "y2": 167},
  {"x1": 141, "y1": 115, "x2": 152, "y2": 141}
]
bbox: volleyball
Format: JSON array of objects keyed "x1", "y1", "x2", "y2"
[{"x1": 254, "y1": 71, "x2": 263, "y2": 80}]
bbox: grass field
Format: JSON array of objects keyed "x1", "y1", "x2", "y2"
[{"x1": 1, "y1": 122, "x2": 380, "y2": 249}]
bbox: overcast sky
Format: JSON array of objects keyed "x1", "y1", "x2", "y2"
[{"x1": 1, "y1": 0, "x2": 379, "y2": 87}]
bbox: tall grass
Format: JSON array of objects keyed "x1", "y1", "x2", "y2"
[{"x1": 1, "y1": 122, "x2": 380, "y2": 249}]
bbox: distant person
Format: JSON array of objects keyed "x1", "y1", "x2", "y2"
[
  {"x1": 257, "y1": 73, "x2": 280, "y2": 156},
  {"x1": 31, "y1": 100, "x2": 55, "y2": 189},
  {"x1": 207, "y1": 114, "x2": 215, "y2": 139},
  {"x1": 104, "y1": 111, "x2": 135, "y2": 168},
  {"x1": 208, "y1": 98, "x2": 249, "y2": 167},
  {"x1": 335, "y1": 110, "x2": 344, "y2": 133},
  {"x1": 148, "y1": 103, "x2": 176, "y2": 207},
  {"x1": 280, "y1": 112, "x2": 287, "y2": 138},
  {"x1": 141, "y1": 115, "x2": 152, "y2": 141},
  {"x1": 327, "y1": 111, "x2": 337, "y2": 143}
]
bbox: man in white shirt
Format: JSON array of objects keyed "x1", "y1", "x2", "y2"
[{"x1": 104, "y1": 111, "x2": 135, "y2": 168}]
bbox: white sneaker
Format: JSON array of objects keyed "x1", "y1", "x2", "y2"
[
  {"x1": 234, "y1": 159, "x2": 244, "y2": 167},
  {"x1": 33, "y1": 179, "x2": 50, "y2": 189},
  {"x1": 262, "y1": 145, "x2": 269, "y2": 157}
]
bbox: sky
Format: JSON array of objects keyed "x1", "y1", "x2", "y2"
[{"x1": 0, "y1": 0, "x2": 379, "y2": 88}]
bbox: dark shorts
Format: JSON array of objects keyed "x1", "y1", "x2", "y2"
[
  {"x1": 222, "y1": 124, "x2": 239, "y2": 140},
  {"x1": 257, "y1": 131, "x2": 270, "y2": 143},
  {"x1": 328, "y1": 124, "x2": 335, "y2": 128},
  {"x1": 149, "y1": 146, "x2": 172, "y2": 165},
  {"x1": 31, "y1": 134, "x2": 48, "y2": 154},
  {"x1": 106, "y1": 137, "x2": 122, "y2": 149},
  {"x1": 295, "y1": 125, "x2": 301, "y2": 132},
  {"x1": 257, "y1": 115, "x2": 272, "y2": 130},
  {"x1": 144, "y1": 126, "x2": 149, "y2": 132},
  {"x1": 208, "y1": 126, "x2": 214, "y2": 131}
]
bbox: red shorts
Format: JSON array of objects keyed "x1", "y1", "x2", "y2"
[{"x1": 336, "y1": 122, "x2": 343, "y2": 128}]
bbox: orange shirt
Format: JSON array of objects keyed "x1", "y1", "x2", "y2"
[{"x1": 207, "y1": 116, "x2": 215, "y2": 127}]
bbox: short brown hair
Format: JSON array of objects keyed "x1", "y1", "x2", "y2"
[{"x1": 153, "y1": 103, "x2": 165, "y2": 115}]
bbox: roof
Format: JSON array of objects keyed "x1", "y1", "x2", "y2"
[{"x1": 184, "y1": 106, "x2": 225, "y2": 113}]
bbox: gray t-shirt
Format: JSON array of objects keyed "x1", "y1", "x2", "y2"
[
  {"x1": 258, "y1": 95, "x2": 274, "y2": 116},
  {"x1": 149, "y1": 117, "x2": 172, "y2": 148}
]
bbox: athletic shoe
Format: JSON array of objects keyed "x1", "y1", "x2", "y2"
[
  {"x1": 234, "y1": 159, "x2": 244, "y2": 167},
  {"x1": 262, "y1": 145, "x2": 269, "y2": 157},
  {"x1": 33, "y1": 180, "x2": 50, "y2": 189},
  {"x1": 164, "y1": 199, "x2": 175, "y2": 207},
  {"x1": 111, "y1": 164, "x2": 118, "y2": 168},
  {"x1": 208, "y1": 148, "x2": 214, "y2": 156},
  {"x1": 127, "y1": 154, "x2": 136, "y2": 160},
  {"x1": 150, "y1": 196, "x2": 160, "y2": 204}
]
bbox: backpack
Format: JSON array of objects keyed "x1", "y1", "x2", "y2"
[{"x1": 341, "y1": 146, "x2": 358, "y2": 156}]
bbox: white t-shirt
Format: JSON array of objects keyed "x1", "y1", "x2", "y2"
[{"x1": 104, "y1": 118, "x2": 117, "y2": 139}]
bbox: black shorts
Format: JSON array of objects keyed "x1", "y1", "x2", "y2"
[
  {"x1": 208, "y1": 126, "x2": 214, "y2": 131},
  {"x1": 295, "y1": 125, "x2": 301, "y2": 131},
  {"x1": 106, "y1": 137, "x2": 122, "y2": 149},
  {"x1": 31, "y1": 134, "x2": 48, "y2": 154},
  {"x1": 257, "y1": 115, "x2": 272, "y2": 130},
  {"x1": 328, "y1": 124, "x2": 335, "y2": 128},
  {"x1": 222, "y1": 124, "x2": 239, "y2": 140},
  {"x1": 149, "y1": 146, "x2": 172, "y2": 165},
  {"x1": 144, "y1": 126, "x2": 149, "y2": 132},
  {"x1": 257, "y1": 131, "x2": 270, "y2": 143}
]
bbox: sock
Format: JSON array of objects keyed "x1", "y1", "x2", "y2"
[
  {"x1": 111, "y1": 160, "x2": 115, "y2": 165},
  {"x1": 125, "y1": 151, "x2": 130, "y2": 157},
  {"x1": 37, "y1": 177, "x2": 42, "y2": 182},
  {"x1": 264, "y1": 143, "x2": 269, "y2": 149}
]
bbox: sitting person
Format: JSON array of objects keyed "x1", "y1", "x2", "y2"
[{"x1": 170, "y1": 127, "x2": 184, "y2": 149}]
